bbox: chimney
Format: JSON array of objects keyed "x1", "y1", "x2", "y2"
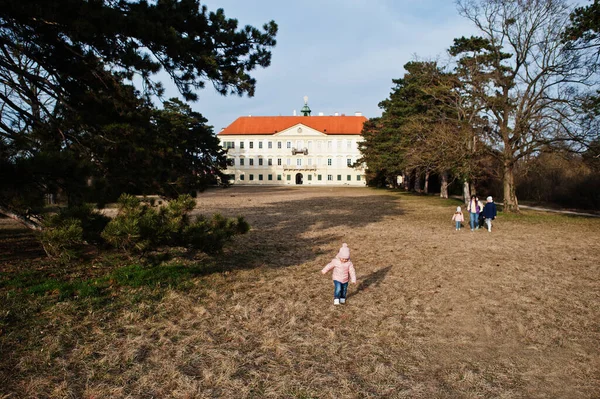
[
  {"x1": 354, "y1": 112, "x2": 362, "y2": 116},
  {"x1": 318, "y1": 112, "x2": 324, "y2": 116},
  {"x1": 293, "y1": 110, "x2": 297, "y2": 116},
  {"x1": 334, "y1": 112, "x2": 339, "y2": 116}
]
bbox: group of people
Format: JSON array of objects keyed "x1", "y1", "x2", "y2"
[
  {"x1": 321, "y1": 196, "x2": 498, "y2": 306},
  {"x1": 452, "y1": 195, "x2": 497, "y2": 232}
]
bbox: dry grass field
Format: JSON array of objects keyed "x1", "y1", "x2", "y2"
[{"x1": 1, "y1": 186, "x2": 599, "y2": 398}]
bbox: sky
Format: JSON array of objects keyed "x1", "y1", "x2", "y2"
[{"x1": 159, "y1": 1, "x2": 484, "y2": 132}]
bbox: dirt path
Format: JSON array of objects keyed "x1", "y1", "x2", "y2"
[{"x1": 517, "y1": 204, "x2": 600, "y2": 217}]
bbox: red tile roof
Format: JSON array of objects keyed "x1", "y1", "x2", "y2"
[{"x1": 218, "y1": 116, "x2": 367, "y2": 135}]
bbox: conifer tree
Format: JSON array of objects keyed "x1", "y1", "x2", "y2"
[{"x1": 0, "y1": 0, "x2": 277, "y2": 227}]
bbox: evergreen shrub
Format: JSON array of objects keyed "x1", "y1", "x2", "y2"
[
  {"x1": 101, "y1": 194, "x2": 250, "y2": 255},
  {"x1": 40, "y1": 217, "x2": 84, "y2": 261}
]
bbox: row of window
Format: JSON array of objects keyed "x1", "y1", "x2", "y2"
[
  {"x1": 227, "y1": 157, "x2": 355, "y2": 167},
  {"x1": 222, "y1": 139, "x2": 356, "y2": 151},
  {"x1": 231, "y1": 174, "x2": 362, "y2": 182}
]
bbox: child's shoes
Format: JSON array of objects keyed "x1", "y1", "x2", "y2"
[
  {"x1": 340, "y1": 298, "x2": 346, "y2": 304},
  {"x1": 334, "y1": 299, "x2": 340, "y2": 305}
]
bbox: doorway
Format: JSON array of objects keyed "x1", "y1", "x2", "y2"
[{"x1": 295, "y1": 173, "x2": 303, "y2": 185}]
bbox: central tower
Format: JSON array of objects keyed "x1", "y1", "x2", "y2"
[{"x1": 300, "y1": 95, "x2": 311, "y2": 116}]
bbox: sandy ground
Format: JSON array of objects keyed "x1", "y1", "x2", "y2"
[{"x1": 2, "y1": 186, "x2": 599, "y2": 398}]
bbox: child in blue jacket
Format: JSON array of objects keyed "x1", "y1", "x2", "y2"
[{"x1": 482, "y1": 196, "x2": 497, "y2": 232}]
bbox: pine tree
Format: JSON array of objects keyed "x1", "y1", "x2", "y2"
[{"x1": 0, "y1": 0, "x2": 278, "y2": 227}]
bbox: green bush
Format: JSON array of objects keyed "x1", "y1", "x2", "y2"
[
  {"x1": 38, "y1": 193, "x2": 249, "y2": 259},
  {"x1": 40, "y1": 216, "x2": 84, "y2": 261},
  {"x1": 184, "y1": 214, "x2": 250, "y2": 254},
  {"x1": 38, "y1": 204, "x2": 110, "y2": 261},
  {"x1": 101, "y1": 194, "x2": 159, "y2": 253},
  {"x1": 101, "y1": 194, "x2": 250, "y2": 255},
  {"x1": 54, "y1": 204, "x2": 110, "y2": 244}
]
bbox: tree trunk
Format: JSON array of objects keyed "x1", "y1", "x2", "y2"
[
  {"x1": 503, "y1": 161, "x2": 519, "y2": 212},
  {"x1": 423, "y1": 170, "x2": 430, "y2": 194},
  {"x1": 0, "y1": 206, "x2": 42, "y2": 231},
  {"x1": 413, "y1": 169, "x2": 421, "y2": 192},
  {"x1": 440, "y1": 172, "x2": 449, "y2": 199},
  {"x1": 403, "y1": 171, "x2": 410, "y2": 190},
  {"x1": 470, "y1": 181, "x2": 477, "y2": 197},
  {"x1": 463, "y1": 180, "x2": 470, "y2": 205}
]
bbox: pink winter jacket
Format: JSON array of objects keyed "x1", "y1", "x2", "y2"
[
  {"x1": 452, "y1": 212, "x2": 464, "y2": 222},
  {"x1": 321, "y1": 257, "x2": 356, "y2": 284}
]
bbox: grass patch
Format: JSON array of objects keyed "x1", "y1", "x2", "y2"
[
  {"x1": 0, "y1": 258, "x2": 217, "y2": 302},
  {"x1": 110, "y1": 263, "x2": 209, "y2": 289}
]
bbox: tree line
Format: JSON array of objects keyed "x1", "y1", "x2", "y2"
[{"x1": 358, "y1": 0, "x2": 600, "y2": 212}]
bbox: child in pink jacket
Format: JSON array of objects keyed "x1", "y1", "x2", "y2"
[
  {"x1": 321, "y1": 243, "x2": 357, "y2": 305},
  {"x1": 452, "y1": 206, "x2": 464, "y2": 231}
]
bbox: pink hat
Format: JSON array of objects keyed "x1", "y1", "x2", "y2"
[{"x1": 338, "y1": 243, "x2": 350, "y2": 259}]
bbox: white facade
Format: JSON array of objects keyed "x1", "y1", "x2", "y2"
[{"x1": 218, "y1": 122, "x2": 367, "y2": 186}]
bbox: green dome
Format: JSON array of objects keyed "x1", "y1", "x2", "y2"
[{"x1": 300, "y1": 104, "x2": 311, "y2": 116}]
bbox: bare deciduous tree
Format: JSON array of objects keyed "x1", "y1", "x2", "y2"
[{"x1": 453, "y1": 0, "x2": 594, "y2": 212}]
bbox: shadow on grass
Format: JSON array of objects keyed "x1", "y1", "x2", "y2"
[
  {"x1": 349, "y1": 265, "x2": 392, "y2": 298},
  {"x1": 0, "y1": 217, "x2": 45, "y2": 262},
  {"x1": 0, "y1": 188, "x2": 405, "y2": 301},
  {"x1": 208, "y1": 190, "x2": 405, "y2": 270}
]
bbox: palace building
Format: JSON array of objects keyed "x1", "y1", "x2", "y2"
[{"x1": 217, "y1": 100, "x2": 368, "y2": 186}]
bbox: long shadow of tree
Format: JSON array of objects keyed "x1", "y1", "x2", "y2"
[
  {"x1": 194, "y1": 187, "x2": 405, "y2": 271},
  {"x1": 0, "y1": 187, "x2": 405, "y2": 276}
]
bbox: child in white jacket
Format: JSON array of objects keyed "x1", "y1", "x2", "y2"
[{"x1": 321, "y1": 243, "x2": 357, "y2": 305}]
